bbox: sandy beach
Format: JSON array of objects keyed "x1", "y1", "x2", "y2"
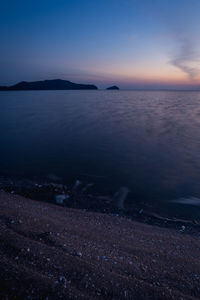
[{"x1": 0, "y1": 190, "x2": 200, "y2": 299}]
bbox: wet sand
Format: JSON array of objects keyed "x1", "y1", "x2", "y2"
[{"x1": 0, "y1": 190, "x2": 200, "y2": 299}]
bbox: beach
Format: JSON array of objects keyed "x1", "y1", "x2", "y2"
[
  {"x1": 0, "y1": 190, "x2": 200, "y2": 299},
  {"x1": 1, "y1": 1, "x2": 200, "y2": 299}
]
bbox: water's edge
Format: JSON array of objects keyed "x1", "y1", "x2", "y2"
[{"x1": 1, "y1": 175, "x2": 199, "y2": 236}]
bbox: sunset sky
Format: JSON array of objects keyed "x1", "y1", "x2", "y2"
[{"x1": 1, "y1": 0, "x2": 200, "y2": 89}]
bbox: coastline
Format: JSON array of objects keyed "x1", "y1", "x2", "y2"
[
  {"x1": 0, "y1": 175, "x2": 200, "y2": 236},
  {"x1": 0, "y1": 190, "x2": 200, "y2": 299}
]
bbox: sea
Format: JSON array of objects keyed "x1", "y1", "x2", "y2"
[{"x1": 1, "y1": 90, "x2": 200, "y2": 219}]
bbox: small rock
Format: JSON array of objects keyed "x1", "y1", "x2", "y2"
[
  {"x1": 55, "y1": 194, "x2": 69, "y2": 205},
  {"x1": 74, "y1": 251, "x2": 82, "y2": 257},
  {"x1": 35, "y1": 184, "x2": 42, "y2": 188},
  {"x1": 59, "y1": 276, "x2": 67, "y2": 288},
  {"x1": 179, "y1": 225, "x2": 186, "y2": 232}
]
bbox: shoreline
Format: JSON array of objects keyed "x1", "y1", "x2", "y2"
[
  {"x1": 0, "y1": 190, "x2": 200, "y2": 299},
  {"x1": 0, "y1": 175, "x2": 200, "y2": 236}
]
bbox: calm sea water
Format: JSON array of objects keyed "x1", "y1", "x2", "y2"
[{"x1": 1, "y1": 90, "x2": 200, "y2": 218}]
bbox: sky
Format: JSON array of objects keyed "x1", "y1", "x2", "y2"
[{"x1": 1, "y1": 0, "x2": 200, "y2": 89}]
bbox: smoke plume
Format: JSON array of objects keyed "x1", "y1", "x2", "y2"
[{"x1": 170, "y1": 37, "x2": 200, "y2": 79}]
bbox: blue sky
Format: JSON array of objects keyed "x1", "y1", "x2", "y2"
[{"x1": 1, "y1": 0, "x2": 200, "y2": 88}]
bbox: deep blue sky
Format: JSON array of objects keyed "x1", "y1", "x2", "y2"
[{"x1": 1, "y1": 0, "x2": 200, "y2": 88}]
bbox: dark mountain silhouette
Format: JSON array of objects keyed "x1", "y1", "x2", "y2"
[
  {"x1": 0, "y1": 79, "x2": 98, "y2": 91},
  {"x1": 106, "y1": 85, "x2": 119, "y2": 90}
]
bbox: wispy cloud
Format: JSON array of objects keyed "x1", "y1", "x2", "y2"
[{"x1": 169, "y1": 37, "x2": 200, "y2": 79}]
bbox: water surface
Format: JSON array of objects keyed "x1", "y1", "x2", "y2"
[{"x1": 1, "y1": 90, "x2": 200, "y2": 218}]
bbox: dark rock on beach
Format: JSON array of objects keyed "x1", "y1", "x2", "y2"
[{"x1": 0, "y1": 79, "x2": 98, "y2": 91}]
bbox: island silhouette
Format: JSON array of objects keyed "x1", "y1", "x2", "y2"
[
  {"x1": 0, "y1": 79, "x2": 98, "y2": 91},
  {"x1": 106, "y1": 85, "x2": 120, "y2": 90}
]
